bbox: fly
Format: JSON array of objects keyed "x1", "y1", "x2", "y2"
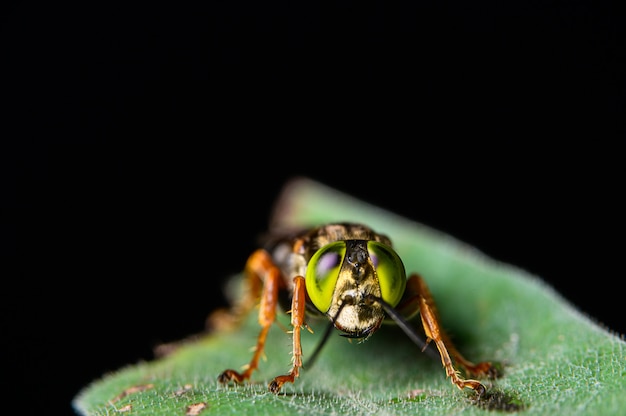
[{"x1": 216, "y1": 223, "x2": 498, "y2": 395}]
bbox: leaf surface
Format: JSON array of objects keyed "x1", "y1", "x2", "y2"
[{"x1": 73, "y1": 177, "x2": 625, "y2": 416}]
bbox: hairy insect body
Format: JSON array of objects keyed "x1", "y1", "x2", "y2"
[{"x1": 217, "y1": 222, "x2": 497, "y2": 395}]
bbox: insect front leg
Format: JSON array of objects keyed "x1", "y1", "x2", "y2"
[
  {"x1": 218, "y1": 249, "x2": 283, "y2": 385},
  {"x1": 268, "y1": 275, "x2": 308, "y2": 394},
  {"x1": 401, "y1": 273, "x2": 497, "y2": 395}
]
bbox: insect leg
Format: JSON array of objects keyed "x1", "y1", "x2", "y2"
[
  {"x1": 407, "y1": 273, "x2": 496, "y2": 394},
  {"x1": 268, "y1": 275, "x2": 308, "y2": 394},
  {"x1": 218, "y1": 249, "x2": 283, "y2": 385}
]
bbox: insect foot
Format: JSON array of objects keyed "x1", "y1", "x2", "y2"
[
  {"x1": 268, "y1": 379, "x2": 282, "y2": 394},
  {"x1": 268, "y1": 373, "x2": 297, "y2": 394},
  {"x1": 465, "y1": 360, "x2": 501, "y2": 380},
  {"x1": 483, "y1": 362, "x2": 502, "y2": 379},
  {"x1": 468, "y1": 380, "x2": 486, "y2": 397},
  {"x1": 217, "y1": 369, "x2": 246, "y2": 385}
]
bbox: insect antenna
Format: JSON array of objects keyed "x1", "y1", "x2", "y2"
[
  {"x1": 369, "y1": 295, "x2": 439, "y2": 360},
  {"x1": 303, "y1": 302, "x2": 348, "y2": 370},
  {"x1": 303, "y1": 320, "x2": 334, "y2": 370}
]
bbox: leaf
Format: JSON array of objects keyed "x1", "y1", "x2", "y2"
[{"x1": 73, "y1": 177, "x2": 626, "y2": 416}]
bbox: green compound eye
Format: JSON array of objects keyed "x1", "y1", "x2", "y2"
[
  {"x1": 305, "y1": 241, "x2": 346, "y2": 313},
  {"x1": 367, "y1": 241, "x2": 406, "y2": 308}
]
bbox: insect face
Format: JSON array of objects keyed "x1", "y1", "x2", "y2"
[{"x1": 305, "y1": 239, "x2": 407, "y2": 339}]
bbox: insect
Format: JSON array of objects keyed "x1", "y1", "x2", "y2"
[{"x1": 217, "y1": 223, "x2": 497, "y2": 395}]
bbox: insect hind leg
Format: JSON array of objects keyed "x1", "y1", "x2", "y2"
[{"x1": 218, "y1": 249, "x2": 282, "y2": 385}]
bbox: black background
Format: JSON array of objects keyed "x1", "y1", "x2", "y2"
[{"x1": 3, "y1": 2, "x2": 622, "y2": 415}]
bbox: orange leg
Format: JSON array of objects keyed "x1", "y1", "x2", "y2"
[
  {"x1": 400, "y1": 273, "x2": 496, "y2": 394},
  {"x1": 268, "y1": 275, "x2": 308, "y2": 393},
  {"x1": 218, "y1": 249, "x2": 283, "y2": 385}
]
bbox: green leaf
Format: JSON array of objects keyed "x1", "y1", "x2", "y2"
[{"x1": 73, "y1": 177, "x2": 626, "y2": 415}]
